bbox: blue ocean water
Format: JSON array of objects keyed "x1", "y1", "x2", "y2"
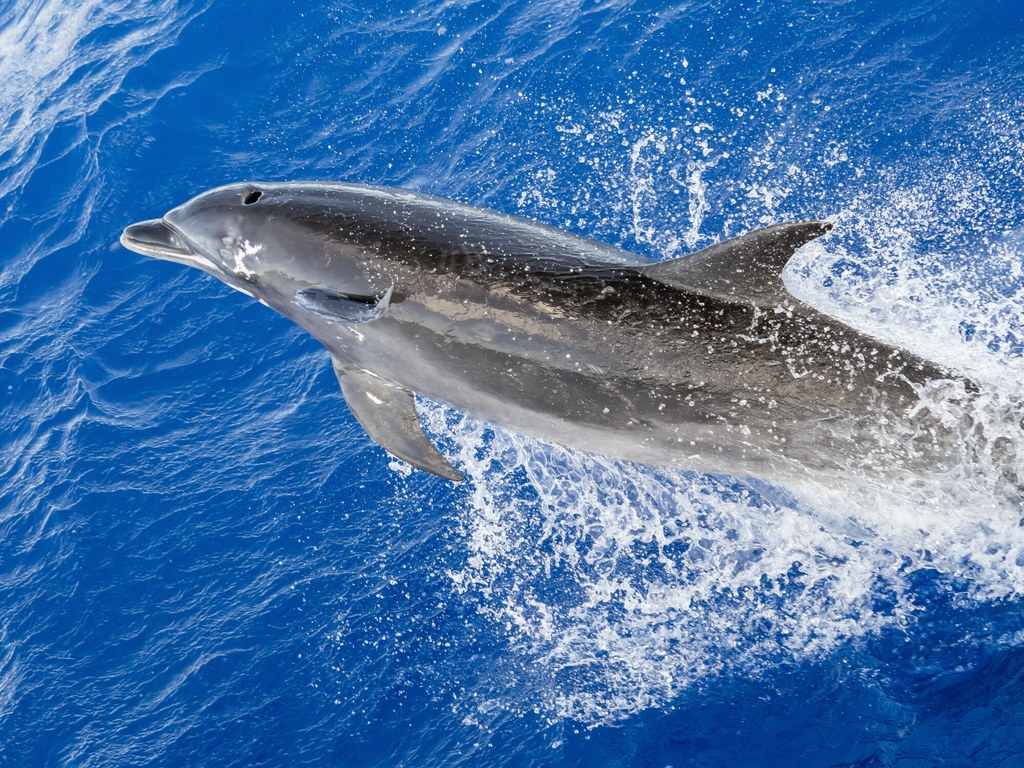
[{"x1": 2, "y1": 0, "x2": 1024, "y2": 765}]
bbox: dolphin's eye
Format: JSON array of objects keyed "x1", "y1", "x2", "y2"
[{"x1": 243, "y1": 189, "x2": 262, "y2": 205}]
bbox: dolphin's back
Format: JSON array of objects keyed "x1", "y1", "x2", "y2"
[{"x1": 276, "y1": 182, "x2": 654, "y2": 274}]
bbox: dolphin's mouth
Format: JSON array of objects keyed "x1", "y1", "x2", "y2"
[{"x1": 120, "y1": 218, "x2": 216, "y2": 271}]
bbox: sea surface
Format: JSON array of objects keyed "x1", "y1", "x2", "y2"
[{"x1": 1, "y1": 1, "x2": 1023, "y2": 765}]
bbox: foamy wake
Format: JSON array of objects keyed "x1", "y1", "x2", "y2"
[
  {"x1": 420, "y1": 378, "x2": 1023, "y2": 724},
  {"x1": 415, "y1": 103, "x2": 1024, "y2": 725}
]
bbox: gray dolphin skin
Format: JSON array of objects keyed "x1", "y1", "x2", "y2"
[{"x1": 121, "y1": 182, "x2": 961, "y2": 484}]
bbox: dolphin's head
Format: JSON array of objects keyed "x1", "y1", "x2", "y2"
[{"x1": 121, "y1": 182, "x2": 384, "y2": 310}]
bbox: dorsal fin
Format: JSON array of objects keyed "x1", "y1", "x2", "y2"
[
  {"x1": 332, "y1": 357, "x2": 464, "y2": 482},
  {"x1": 640, "y1": 221, "x2": 832, "y2": 307}
]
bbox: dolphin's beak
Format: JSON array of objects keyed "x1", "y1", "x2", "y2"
[
  {"x1": 120, "y1": 218, "x2": 220, "y2": 273},
  {"x1": 120, "y1": 219, "x2": 193, "y2": 259}
]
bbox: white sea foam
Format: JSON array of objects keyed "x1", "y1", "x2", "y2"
[
  {"x1": 425, "y1": 393, "x2": 1023, "y2": 724},
  {"x1": 426, "y1": 99, "x2": 1024, "y2": 725}
]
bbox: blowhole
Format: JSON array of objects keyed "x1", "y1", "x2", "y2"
[{"x1": 243, "y1": 189, "x2": 262, "y2": 205}]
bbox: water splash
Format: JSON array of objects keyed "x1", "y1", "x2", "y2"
[
  {"x1": 422, "y1": 389, "x2": 1023, "y2": 724},
  {"x1": 417, "y1": 97, "x2": 1024, "y2": 725}
]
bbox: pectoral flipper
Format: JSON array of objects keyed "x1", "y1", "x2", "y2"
[{"x1": 332, "y1": 357, "x2": 464, "y2": 482}]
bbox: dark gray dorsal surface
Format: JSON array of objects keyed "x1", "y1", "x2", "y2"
[
  {"x1": 641, "y1": 221, "x2": 833, "y2": 307},
  {"x1": 332, "y1": 357, "x2": 464, "y2": 482}
]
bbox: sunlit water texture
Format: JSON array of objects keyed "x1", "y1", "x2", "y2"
[{"x1": 0, "y1": 0, "x2": 1022, "y2": 765}]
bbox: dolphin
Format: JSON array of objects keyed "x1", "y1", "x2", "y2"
[{"x1": 121, "y1": 182, "x2": 963, "y2": 484}]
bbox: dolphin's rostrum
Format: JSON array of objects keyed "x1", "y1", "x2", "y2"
[{"x1": 122, "y1": 182, "x2": 962, "y2": 484}]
